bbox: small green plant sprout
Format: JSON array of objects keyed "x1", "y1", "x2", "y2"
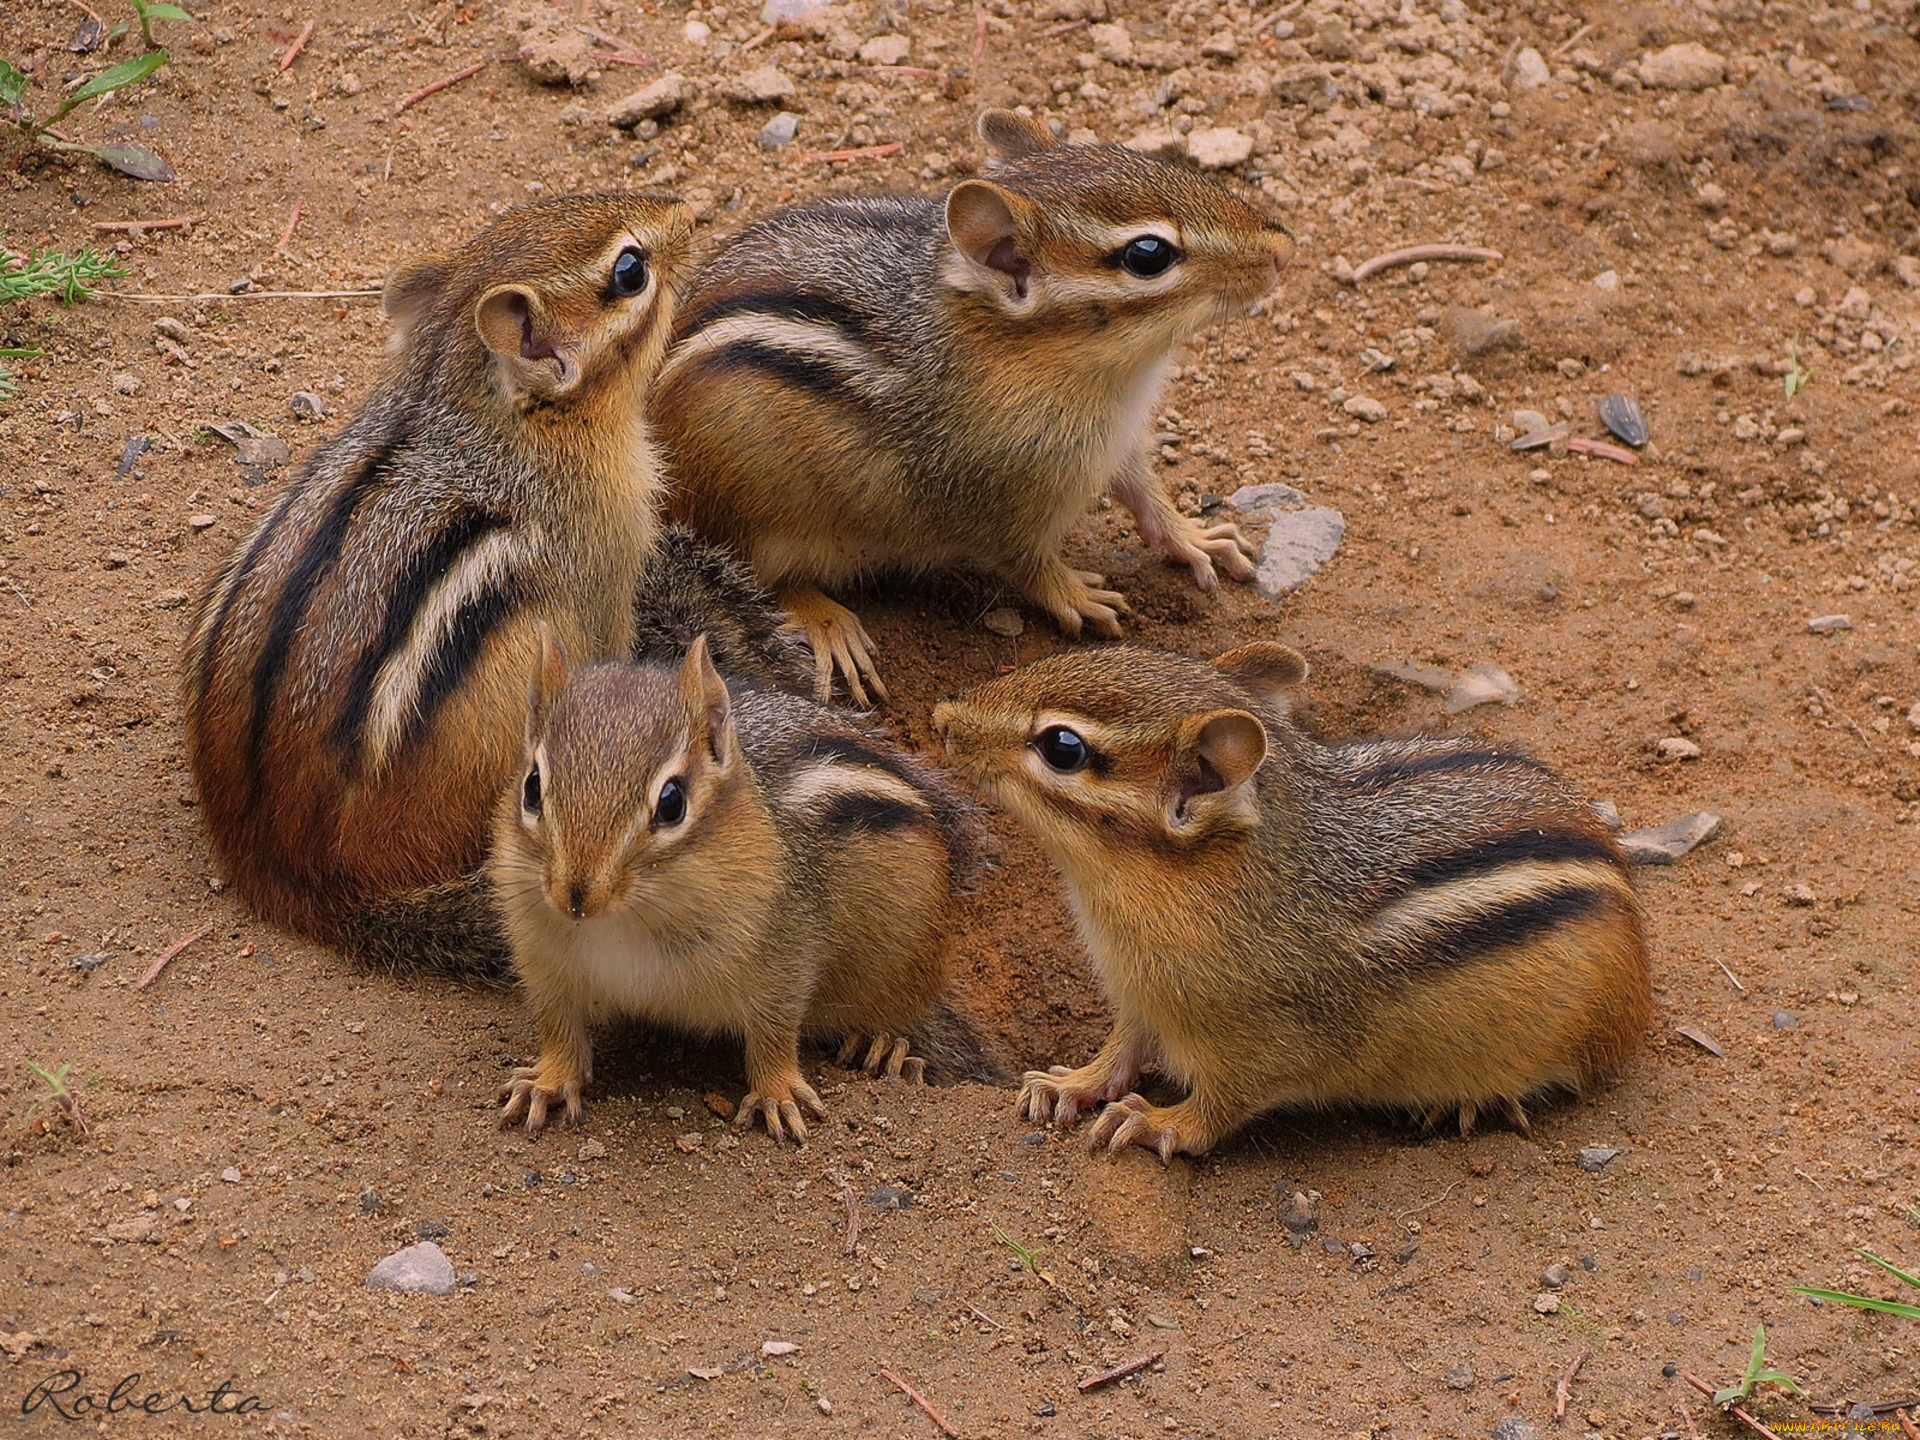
[
  {"x1": 1784, "y1": 338, "x2": 1812, "y2": 400},
  {"x1": 23, "y1": 1061, "x2": 88, "y2": 1136},
  {"x1": 0, "y1": 347, "x2": 41, "y2": 404},
  {"x1": 1712, "y1": 1323, "x2": 1806, "y2": 1408},
  {"x1": 126, "y1": 0, "x2": 195, "y2": 51},
  {"x1": 992, "y1": 1224, "x2": 1056, "y2": 1287},
  {"x1": 1, "y1": 41, "x2": 174, "y2": 181},
  {"x1": 0, "y1": 245, "x2": 129, "y2": 305},
  {"x1": 1793, "y1": 1249, "x2": 1920, "y2": 1320}
]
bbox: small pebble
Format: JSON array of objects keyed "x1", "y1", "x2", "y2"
[
  {"x1": 761, "y1": 1339, "x2": 799, "y2": 1356},
  {"x1": 1576, "y1": 1147, "x2": 1623, "y2": 1173},
  {"x1": 220, "y1": 1166, "x2": 242, "y2": 1184},
  {"x1": 112, "y1": 373, "x2": 143, "y2": 395},
  {"x1": 870, "y1": 1185, "x2": 914, "y2": 1211},
  {"x1": 1655, "y1": 737, "x2": 1701, "y2": 761},
  {"x1": 1543, "y1": 1261, "x2": 1572, "y2": 1288},
  {"x1": 1620, "y1": 811, "x2": 1721, "y2": 864},
  {"x1": 287, "y1": 391, "x2": 326, "y2": 420},
  {"x1": 1446, "y1": 665, "x2": 1521, "y2": 714},
  {"x1": 366, "y1": 1241, "x2": 456, "y2": 1296},
  {"x1": 757, "y1": 111, "x2": 801, "y2": 150},
  {"x1": 702, "y1": 1092, "x2": 736, "y2": 1121},
  {"x1": 1281, "y1": 1190, "x2": 1320, "y2": 1247},
  {"x1": 189, "y1": 514, "x2": 217, "y2": 530},
  {"x1": 609, "y1": 1286, "x2": 635, "y2": 1303},
  {"x1": 1186, "y1": 126, "x2": 1254, "y2": 170},
  {"x1": 1772, "y1": 1010, "x2": 1797, "y2": 1029},
  {"x1": 1444, "y1": 1361, "x2": 1476, "y2": 1390},
  {"x1": 1342, "y1": 394, "x2": 1388, "y2": 423},
  {"x1": 983, "y1": 607, "x2": 1025, "y2": 638},
  {"x1": 1531, "y1": 1292, "x2": 1560, "y2": 1314},
  {"x1": 1491, "y1": 1418, "x2": 1539, "y2": 1440},
  {"x1": 1806, "y1": 614, "x2": 1851, "y2": 634}
]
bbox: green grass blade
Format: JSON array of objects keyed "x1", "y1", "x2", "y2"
[
  {"x1": 1857, "y1": 1250, "x2": 1920, "y2": 1290},
  {"x1": 54, "y1": 49, "x2": 167, "y2": 117},
  {"x1": 1793, "y1": 1286, "x2": 1920, "y2": 1320},
  {"x1": 142, "y1": 3, "x2": 196, "y2": 19}
]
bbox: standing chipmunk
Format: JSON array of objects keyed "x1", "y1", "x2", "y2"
[
  {"x1": 651, "y1": 109, "x2": 1294, "y2": 706},
  {"x1": 183, "y1": 195, "x2": 715, "y2": 974},
  {"x1": 934, "y1": 644, "x2": 1652, "y2": 1161},
  {"x1": 493, "y1": 631, "x2": 992, "y2": 1141}
]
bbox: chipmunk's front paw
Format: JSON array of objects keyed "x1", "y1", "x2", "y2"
[
  {"x1": 1161, "y1": 519, "x2": 1257, "y2": 590},
  {"x1": 836, "y1": 1033, "x2": 926, "y2": 1084},
  {"x1": 1018, "y1": 1064, "x2": 1132, "y2": 1130},
  {"x1": 779, "y1": 586, "x2": 887, "y2": 708},
  {"x1": 498, "y1": 1062, "x2": 584, "y2": 1134},
  {"x1": 735, "y1": 1078, "x2": 826, "y2": 1146},
  {"x1": 1085, "y1": 1094, "x2": 1215, "y2": 1164}
]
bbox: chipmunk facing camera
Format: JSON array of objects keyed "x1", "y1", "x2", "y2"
[
  {"x1": 935, "y1": 643, "x2": 1651, "y2": 1161},
  {"x1": 493, "y1": 631, "x2": 995, "y2": 1142}
]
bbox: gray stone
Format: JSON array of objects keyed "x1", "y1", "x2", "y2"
[
  {"x1": 1186, "y1": 126, "x2": 1253, "y2": 170},
  {"x1": 1342, "y1": 394, "x2": 1388, "y2": 422},
  {"x1": 1620, "y1": 811, "x2": 1721, "y2": 864},
  {"x1": 857, "y1": 33, "x2": 910, "y2": 65},
  {"x1": 726, "y1": 64, "x2": 797, "y2": 104},
  {"x1": 1508, "y1": 47, "x2": 1549, "y2": 92},
  {"x1": 1280, "y1": 1190, "x2": 1319, "y2": 1248},
  {"x1": 757, "y1": 111, "x2": 801, "y2": 149},
  {"x1": 1807, "y1": 613, "x2": 1851, "y2": 634},
  {"x1": 1511, "y1": 408, "x2": 1552, "y2": 436},
  {"x1": 366, "y1": 1241, "x2": 457, "y2": 1296},
  {"x1": 1576, "y1": 1146, "x2": 1623, "y2": 1173},
  {"x1": 1491, "y1": 1421, "x2": 1539, "y2": 1440},
  {"x1": 1088, "y1": 21, "x2": 1132, "y2": 64},
  {"x1": 1655, "y1": 736, "x2": 1702, "y2": 761},
  {"x1": 869, "y1": 1185, "x2": 914, "y2": 1211},
  {"x1": 1638, "y1": 42, "x2": 1726, "y2": 91},
  {"x1": 287, "y1": 390, "x2": 326, "y2": 421},
  {"x1": 1444, "y1": 1362, "x2": 1475, "y2": 1390},
  {"x1": 1772, "y1": 1010, "x2": 1797, "y2": 1029},
  {"x1": 205, "y1": 420, "x2": 292, "y2": 470},
  {"x1": 1591, "y1": 799, "x2": 1623, "y2": 831},
  {"x1": 1231, "y1": 485, "x2": 1345, "y2": 598},
  {"x1": 982, "y1": 607, "x2": 1024, "y2": 638},
  {"x1": 1543, "y1": 1261, "x2": 1572, "y2": 1288},
  {"x1": 1445, "y1": 665, "x2": 1520, "y2": 714},
  {"x1": 607, "y1": 73, "x2": 692, "y2": 127}
]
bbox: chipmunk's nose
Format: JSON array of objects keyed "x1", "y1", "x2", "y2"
[{"x1": 552, "y1": 876, "x2": 608, "y2": 921}]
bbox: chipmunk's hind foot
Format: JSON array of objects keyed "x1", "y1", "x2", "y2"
[
  {"x1": 498, "y1": 1063, "x2": 584, "y2": 1134},
  {"x1": 736, "y1": 1078, "x2": 826, "y2": 1146},
  {"x1": 835, "y1": 1033, "x2": 926, "y2": 1084}
]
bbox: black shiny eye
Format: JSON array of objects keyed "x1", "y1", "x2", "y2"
[
  {"x1": 1118, "y1": 235, "x2": 1179, "y2": 278},
  {"x1": 1034, "y1": 726, "x2": 1090, "y2": 773},
  {"x1": 653, "y1": 776, "x2": 687, "y2": 827},
  {"x1": 522, "y1": 763, "x2": 543, "y2": 817},
  {"x1": 610, "y1": 246, "x2": 648, "y2": 297}
]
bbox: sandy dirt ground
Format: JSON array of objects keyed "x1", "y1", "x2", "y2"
[{"x1": 2, "y1": 0, "x2": 1918, "y2": 1434}]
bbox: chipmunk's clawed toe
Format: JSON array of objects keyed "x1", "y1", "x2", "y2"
[
  {"x1": 736, "y1": 1078, "x2": 826, "y2": 1146},
  {"x1": 836, "y1": 1033, "x2": 925, "y2": 1083},
  {"x1": 1086, "y1": 1094, "x2": 1211, "y2": 1165},
  {"x1": 498, "y1": 1063, "x2": 584, "y2": 1134},
  {"x1": 780, "y1": 587, "x2": 887, "y2": 708}
]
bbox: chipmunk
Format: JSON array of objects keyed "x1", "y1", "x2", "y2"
[
  {"x1": 182, "y1": 194, "x2": 725, "y2": 974},
  {"x1": 493, "y1": 630, "x2": 992, "y2": 1141},
  {"x1": 651, "y1": 109, "x2": 1294, "y2": 706},
  {"x1": 934, "y1": 643, "x2": 1652, "y2": 1161}
]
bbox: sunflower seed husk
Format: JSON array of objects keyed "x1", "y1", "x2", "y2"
[{"x1": 1598, "y1": 393, "x2": 1648, "y2": 447}]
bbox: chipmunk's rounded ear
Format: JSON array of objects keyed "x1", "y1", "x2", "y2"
[
  {"x1": 947, "y1": 180, "x2": 1040, "y2": 301},
  {"x1": 381, "y1": 256, "x2": 451, "y2": 349},
  {"x1": 527, "y1": 621, "x2": 572, "y2": 737},
  {"x1": 1212, "y1": 642, "x2": 1308, "y2": 701},
  {"x1": 476, "y1": 285, "x2": 578, "y2": 393},
  {"x1": 677, "y1": 634, "x2": 736, "y2": 766},
  {"x1": 977, "y1": 108, "x2": 1055, "y2": 163},
  {"x1": 1171, "y1": 708, "x2": 1267, "y2": 830}
]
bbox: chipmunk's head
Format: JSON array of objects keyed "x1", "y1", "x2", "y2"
[
  {"x1": 939, "y1": 109, "x2": 1293, "y2": 343},
  {"x1": 496, "y1": 628, "x2": 754, "y2": 926},
  {"x1": 932, "y1": 642, "x2": 1307, "y2": 860},
  {"x1": 383, "y1": 192, "x2": 696, "y2": 412}
]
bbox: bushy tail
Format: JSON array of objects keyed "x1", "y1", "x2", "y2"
[
  {"x1": 633, "y1": 526, "x2": 812, "y2": 694},
  {"x1": 912, "y1": 995, "x2": 1009, "y2": 1085},
  {"x1": 330, "y1": 870, "x2": 514, "y2": 982}
]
